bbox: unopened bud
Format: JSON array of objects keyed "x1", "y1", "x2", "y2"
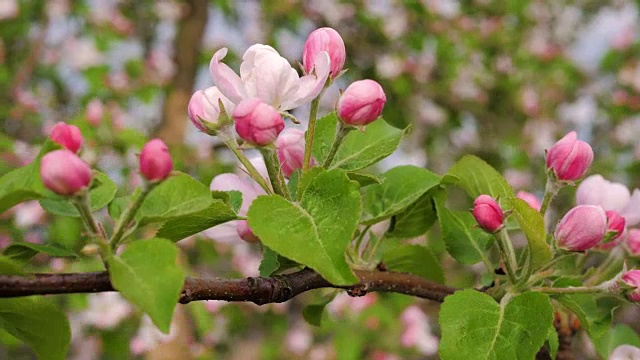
[
  {"x1": 555, "y1": 205, "x2": 607, "y2": 251},
  {"x1": 234, "y1": 98, "x2": 284, "y2": 146},
  {"x1": 50, "y1": 122, "x2": 83, "y2": 153},
  {"x1": 516, "y1": 191, "x2": 541, "y2": 211},
  {"x1": 236, "y1": 220, "x2": 259, "y2": 243},
  {"x1": 546, "y1": 131, "x2": 593, "y2": 181},
  {"x1": 276, "y1": 128, "x2": 316, "y2": 178},
  {"x1": 303, "y1": 27, "x2": 346, "y2": 78},
  {"x1": 40, "y1": 149, "x2": 92, "y2": 195},
  {"x1": 139, "y1": 139, "x2": 173, "y2": 182},
  {"x1": 621, "y1": 270, "x2": 640, "y2": 302},
  {"x1": 337, "y1": 80, "x2": 386, "y2": 126},
  {"x1": 472, "y1": 195, "x2": 504, "y2": 233}
]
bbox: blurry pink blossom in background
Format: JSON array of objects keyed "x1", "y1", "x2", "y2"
[
  {"x1": 576, "y1": 175, "x2": 640, "y2": 226},
  {"x1": 0, "y1": 0, "x2": 18, "y2": 20},
  {"x1": 81, "y1": 293, "x2": 132, "y2": 330},
  {"x1": 130, "y1": 315, "x2": 177, "y2": 355},
  {"x1": 400, "y1": 305, "x2": 439, "y2": 356}
]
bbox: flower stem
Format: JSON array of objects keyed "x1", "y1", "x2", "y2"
[
  {"x1": 303, "y1": 95, "x2": 321, "y2": 172},
  {"x1": 322, "y1": 122, "x2": 353, "y2": 168},
  {"x1": 72, "y1": 191, "x2": 103, "y2": 240},
  {"x1": 540, "y1": 176, "x2": 562, "y2": 218},
  {"x1": 222, "y1": 135, "x2": 273, "y2": 195},
  {"x1": 259, "y1": 147, "x2": 291, "y2": 200},
  {"x1": 496, "y1": 229, "x2": 519, "y2": 285},
  {"x1": 586, "y1": 247, "x2": 625, "y2": 286},
  {"x1": 72, "y1": 191, "x2": 112, "y2": 260},
  {"x1": 110, "y1": 183, "x2": 157, "y2": 249}
]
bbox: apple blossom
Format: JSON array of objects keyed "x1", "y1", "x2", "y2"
[
  {"x1": 50, "y1": 122, "x2": 83, "y2": 153},
  {"x1": 621, "y1": 270, "x2": 640, "y2": 302},
  {"x1": 303, "y1": 27, "x2": 346, "y2": 78},
  {"x1": 555, "y1": 205, "x2": 607, "y2": 251},
  {"x1": 276, "y1": 128, "x2": 316, "y2": 178},
  {"x1": 40, "y1": 149, "x2": 92, "y2": 195},
  {"x1": 85, "y1": 99, "x2": 104, "y2": 127},
  {"x1": 626, "y1": 229, "x2": 640, "y2": 256},
  {"x1": 576, "y1": 175, "x2": 640, "y2": 226},
  {"x1": 516, "y1": 191, "x2": 541, "y2": 211},
  {"x1": 209, "y1": 44, "x2": 330, "y2": 110},
  {"x1": 337, "y1": 79, "x2": 386, "y2": 126},
  {"x1": 545, "y1": 131, "x2": 593, "y2": 181},
  {"x1": 187, "y1": 86, "x2": 234, "y2": 132},
  {"x1": 472, "y1": 195, "x2": 504, "y2": 232},
  {"x1": 233, "y1": 98, "x2": 284, "y2": 146},
  {"x1": 139, "y1": 139, "x2": 173, "y2": 182}
]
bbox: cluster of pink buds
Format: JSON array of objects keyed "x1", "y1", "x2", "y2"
[
  {"x1": 185, "y1": 27, "x2": 387, "y2": 191},
  {"x1": 40, "y1": 121, "x2": 174, "y2": 196}
]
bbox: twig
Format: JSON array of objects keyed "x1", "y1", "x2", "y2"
[{"x1": 0, "y1": 268, "x2": 456, "y2": 304}]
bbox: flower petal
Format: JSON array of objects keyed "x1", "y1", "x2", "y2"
[
  {"x1": 209, "y1": 48, "x2": 247, "y2": 104},
  {"x1": 281, "y1": 51, "x2": 330, "y2": 110},
  {"x1": 622, "y1": 189, "x2": 640, "y2": 226}
]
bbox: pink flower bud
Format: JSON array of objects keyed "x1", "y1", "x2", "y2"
[
  {"x1": 276, "y1": 128, "x2": 316, "y2": 178},
  {"x1": 236, "y1": 220, "x2": 259, "y2": 243},
  {"x1": 234, "y1": 98, "x2": 284, "y2": 146},
  {"x1": 303, "y1": 27, "x2": 346, "y2": 78},
  {"x1": 85, "y1": 99, "x2": 104, "y2": 127},
  {"x1": 516, "y1": 191, "x2": 541, "y2": 211},
  {"x1": 50, "y1": 122, "x2": 83, "y2": 153},
  {"x1": 40, "y1": 149, "x2": 92, "y2": 195},
  {"x1": 555, "y1": 205, "x2": 607, "y2": 251},
  {"x1": 626, "y1": 229, "x2": 640, "y2": 256},
  {"x1": 606, "y1": 210, "x2": 626, "y2": 241},
  {"x1": 139, "y1": 139, "x2": 173, "y2": 182},
  {"x1": 188, "y1": 86, "x2": 233, "y2": 132},
  {"x1": 621, "y1": 270, "x2": 640, "y2": 302},
  {"x1": 472, "y1": 195, "x2": 504, "y2": 232},
  {"x1": 545, "y1": 131, "x2": 594, "y2": 181},
  {"x1": 337, "y1": 80, "x2": 386, "y2": 126}
]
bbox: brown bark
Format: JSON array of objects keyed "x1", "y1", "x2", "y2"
[
  {"x1": 0, "y1": 268, "x2": 456, "y2": 304},
  {"x1": 155, "y1": 0, "x2": 208, "y2": 144}
]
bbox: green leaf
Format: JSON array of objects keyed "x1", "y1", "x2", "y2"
[
  {"x1": 382, "y1": 245, "x2": 444, "y2": 284},
  {"x1": 108, "y1": 196, "x2": 129, "y2": 220},
  {"x1": 443, "y1": 155, "x2": 513, "y2": 200},
  {"x1": 259, "y1": 247, "x2": 280, "y2": 277},
  {"x1": 0, "y1": 297, "x2": 71, "y2": 360},
  {"x1": 156, "y1": 200, "x2": 238, "y2": 242},
  {"x1": 248, "y1": 169, "x2": 360, "y2": 285},
  {"x1": 39, "y1": 172, "x2": 117, "y2": 217},
  {"x1": 553, "y1": 278, "x2": 611, "y2": 339},
  {"x1": 303, "y1": 298, "x2": 333, "y2": 327},
  {"x1": 387, "y1": 189, "x2": 439, "y2": 238},
  {"x1": 593, "y1": 324, "x2": 640, "y2": 359},
  {"x1": 107, "y1": 238, "x2": 184, "y2": 332},
  {"x1": 547, "y1": 326, "x2": 559, "y2": 359},
  {"x1": 0, "y1": 256, "x2": 25, "y2": 275},
  {"x1": 312, "y1": 112, "x2": 409, "y2": 171},
  {"x1": 508, "y1": 197, "x2": 552, "y2": 271},
  {"x1": 439, "y1": 290, "x2": 553, "y2": 360},
  {"x1": 211, "y1": 190, "x2": 242, "y2": 213},
  {"x1": 0, "y1": 164, "x2": 46, "y2": 214},
  {"x1": 296, "y1": 167, "x2": 324, "y2": 199},
  {"x1": 136, "y1": 173, "x2": 213, "y2": 226},
  {"x1": 346, "y1": 171, "x2": 381, "y2": 187},
  {"x1": 363, "y1": 166, "x2": 440, "y2": 225},
  {"x1": 0, "y1": 140, "x2": 61, "y2": 213},
  {"x1": 4, "y1": 242, "x2": 77, "y2": 262},
  {"x1": 434, "y1": 193, "x2": 493, "y2": 266}
]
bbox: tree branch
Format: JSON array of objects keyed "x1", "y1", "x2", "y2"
[{"x1": 0, "y1": 268, "x2": 456, "y2": 304}]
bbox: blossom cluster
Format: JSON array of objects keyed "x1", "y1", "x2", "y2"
[{"x1": 188, "y1": 27, "x2": 386, "y2": 242}]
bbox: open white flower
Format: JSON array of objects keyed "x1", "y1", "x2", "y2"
[{"x1": 209, "y1": 44, "x2": 330, "y2": 111}]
